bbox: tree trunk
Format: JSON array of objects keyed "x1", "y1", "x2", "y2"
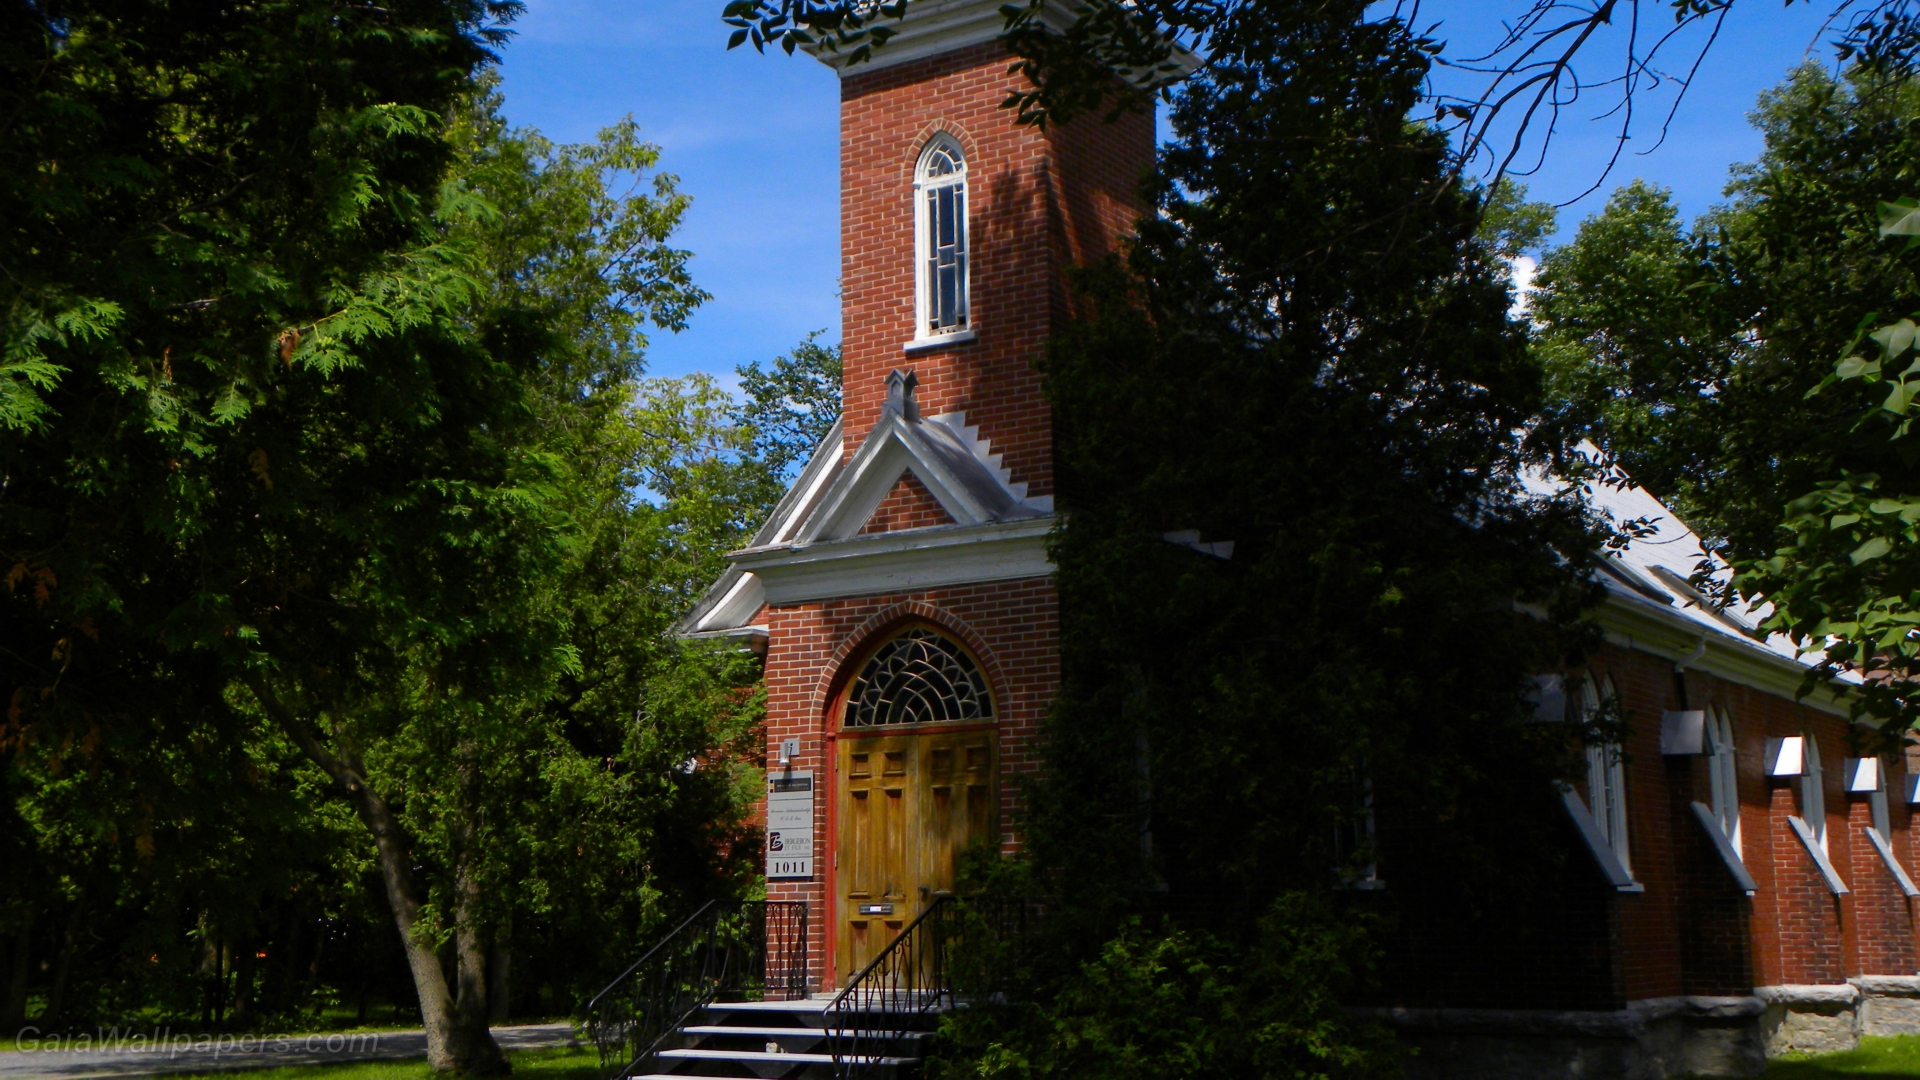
[
  {"x1": 231, "y1": 939, "x2": 257, "y2": 1025},
  {"x1": 449, "y1": 865, "x2": 499, "y2": 1068},
  {"x1": 2, "y1": 917, "x2": 30, "y2": 1032},
  {"x1": 446, "y1": 777, "x2": 508, "y2": 1073},
  {"x1": 487, "y1": 924, "x2": 510, "y2": 1024},
  {"x1": 245, "y1": 675, "x2": 507, "y2": 1074},
  {"x1": 40, "y1": 898, "x2": 83, "y2": 1029}
]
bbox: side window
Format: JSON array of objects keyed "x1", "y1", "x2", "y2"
[
  {"x1": 1801, "y1": 734, "x2": 1827, "y2": 850},
  {"x1": 1872, "y1": 758, "x2": 1894, "y2": 839},
  {"x1": 914, "y1": 135, "x2": 969, "y2": 340},
  {"x1": 1333, "y1": 764, "x2": 1381, "y2": 889},
  {"x1": 1579, "y1": 676, "x2": 1632, "y2": 873},
  {"x1": 1707, "y1": 707, "x2": 1741, "y2": 853}
]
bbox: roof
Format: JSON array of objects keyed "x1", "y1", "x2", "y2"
[
  {"x1": 1525, "y1": 447, "x2": 1855, "y2": 713},
  {"x1": 680, "y1": 421, "x2": 1853, "y2": 714}
]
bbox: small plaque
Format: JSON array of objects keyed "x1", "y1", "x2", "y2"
[
  {"x1": 858, "y1": 902, "x2": 895, "y2": 916},
  {"x1": 766, "y1": 770, "x2": 814, "y2": 880}
]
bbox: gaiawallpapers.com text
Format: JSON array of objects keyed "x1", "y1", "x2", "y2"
[{"x1": 13, "y1": 1028, "x2": 384, "y2": 1057}]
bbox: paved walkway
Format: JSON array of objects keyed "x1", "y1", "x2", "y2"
[{"x1": 0, "y1": 1023, "x2": 580, "y2": 1079}]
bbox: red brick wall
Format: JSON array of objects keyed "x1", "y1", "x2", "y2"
[
  {"x1": 1577, "y1": 642, "x2": 1913, "y2": 997},
  {"x1": 1378, "y1": 641, "x2": 1915, "y2": 1009},
  {"x1": 837, "y1": 41, "x2": 1154, "y2": 500},
  {"x1": 760, "y1": 580, "x2": 1060, "y2": 989},
  {"x1": 1848, "y1": 794, "x2": 1917, "y2": 975},
  {"x1": 858, "y1": 472, "x2": 954, "y2": 534}
]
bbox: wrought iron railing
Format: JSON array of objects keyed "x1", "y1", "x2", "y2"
[
  {"x1": 827, "y1": 895, "x2": 956, "y2": 1080},
  {"x1": 586, "y1": 899, "x2": 809, "y2": 1080},
  {"x1": 825, "y1": 895, "x2": 1042, "y2": 1080}
]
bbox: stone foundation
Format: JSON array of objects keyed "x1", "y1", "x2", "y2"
[
  {"x1": 1357, "y1": 981, "x2": 1920, "y2": 1078},
  {"x1": 1355, "y1": 997, "x2": 1766, "y2": 1080},
  {"x1": 1757, "y1": 984, "x2": 1859, "y2": 1055},
  {"x1": 1853, "y1": 975, "x2": 1920, "y2": 1036}
]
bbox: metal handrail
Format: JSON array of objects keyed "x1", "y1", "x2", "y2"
[
  {"x1": 827, "y1": 895, "x2": 956, "y2": 1080},
  {"x1": 585, "y1": 899, "x2": 809, "y2": 1080}
]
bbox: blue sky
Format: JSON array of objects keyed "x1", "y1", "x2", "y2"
[{"x1": 495, "y1": 1, "x2": 1847, "y2": 383}]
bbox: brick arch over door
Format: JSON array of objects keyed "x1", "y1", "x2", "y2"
[{"x1": 809, "y1": 600, "x2": 1006, "y2": 723}]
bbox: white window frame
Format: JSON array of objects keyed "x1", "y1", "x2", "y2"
[
  {"x1": 912, "y1": 134, "x2": 971, "y2": 345},
  {"x1": 1707, "y1": 707, "x2": 1741, "y2": 854},
  {"x1": 1801, "y1": 734, "x2": 1827, "y2": 850},
  {"x1": 1869, "y1": 757, "x2": 1894, "y2": 839},
  {"x1": 1580, "y1": 676, "x2": 1632, "y2": 874},
  {"x1": 1334, "y1": 764, "x2": 1383, "y2": 890}
]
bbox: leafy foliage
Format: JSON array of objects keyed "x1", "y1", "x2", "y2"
[
  {"x1": 1534, "y1": 66, "x2": 1920, "y2": 558},
  {"x1": 736, "y1": 332, "x2": 843, "y2": 477},
  {"x1": 1530, "y1": 64, "x2": 1920, "y2": 730},
  {"x1": 0, "y1": 5, "x2": 815, "y2": 1053},
  {"x1": 906, "y1": 3, "x2": 1610, "y2": 1076},
  {"x1": 932, "y1": 897, "x2": 1395, "y2": 1080}
]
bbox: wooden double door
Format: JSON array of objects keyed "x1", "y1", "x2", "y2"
[{"x1": 835, "y1": 727, "x2": 997, "y2": 980}]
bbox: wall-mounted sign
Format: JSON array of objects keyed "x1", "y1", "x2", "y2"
[{"x1": 766, "y1": 771, "x2": 814, "y2": 880}]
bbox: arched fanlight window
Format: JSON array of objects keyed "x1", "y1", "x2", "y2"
[
  {"x1": 1707, "y1": 708, "x2": 1741, "y2": 853},
  {"x1": 1577, "y1": 675, "x2": 1631, "y2": 874},
  {"x1": 842, "y1": 627, "x2": 994, "y2": 728},
  {"x1": 914, "y1": 134, "x2": 970, "y2": 339}
]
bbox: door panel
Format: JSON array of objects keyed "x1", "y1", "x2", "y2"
[{"x1": 836, "y1": 729, "x2": 997, "y2": 982}]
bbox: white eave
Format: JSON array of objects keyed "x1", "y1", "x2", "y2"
[
  {"x1": 735, "y1": 517, "x2": 1052, "y2": 606},
  {"x1": 802, "y1": 0, "x2": 1200, "y2": 79}
]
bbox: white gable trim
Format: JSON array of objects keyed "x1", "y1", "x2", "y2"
[
  {"x1": 797, "y1": 411, "x2": 1037, "y2": 541},
  {"x1": 674, "y1": 420, "x2": 844, "y2": 637},
  {"x1": 755, "y1": 418, "x2": 847, "y2": 548}
]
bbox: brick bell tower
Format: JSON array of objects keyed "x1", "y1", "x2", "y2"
[{"x1": 680, "y1": 0, "x2": 1155, "y2": 991}]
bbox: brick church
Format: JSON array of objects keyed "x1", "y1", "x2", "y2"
[{"x1": 676, "y1": 1, "x2": 1920, "y2": 1074}]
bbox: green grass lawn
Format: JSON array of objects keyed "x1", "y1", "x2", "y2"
[
  {"x1": 1764, "y1": 1035, "x2": 1920, "y2": 1077},
  {"x1": 164, "y1": 1046, "x2": 599, "y2": 1080}
]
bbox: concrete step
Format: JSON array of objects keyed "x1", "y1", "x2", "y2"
[
  {"x1": 659, "y1": 1048, "x2": 909, "y2": 1066},
  {"x1": 702, "y1": 998, "x2": 832, "y2": 1012},
  {"x1": 682, "y1": 1025, "x2": 930, "y2": 1041}
]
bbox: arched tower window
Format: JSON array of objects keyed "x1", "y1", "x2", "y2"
[
  {"x1": 842, "y1": 627, "x2": 993, "y2": 728},
  {"x1": 914, "y1": 135, "x2": 970, "y2": 340}
]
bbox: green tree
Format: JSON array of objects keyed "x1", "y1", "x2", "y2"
[
  {"x1": 218, "y1": 100, "x2": 714, "y2": 1071},
  {"x1": 921, "y1": 5, "x2": 1607, "y2": 1077},
  {"x1": 4, "y1": 0, "x2": 515, "y2": 1058},
  {"x1": 1529, "y1": 65, "x2": 1920, "y2": 728},
  {"x1": 0, "y1": 4, "x2": 733, "y2": 1062},
  {"x1": 737, "y1": 331, "x2": 843, "y2": 476}
]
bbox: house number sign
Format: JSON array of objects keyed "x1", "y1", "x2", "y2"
[{"x1": 766, "y1": 771, "x2": 814, "y2": 880}]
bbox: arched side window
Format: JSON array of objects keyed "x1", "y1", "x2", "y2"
[
  {"x1": 1801, "y1": 734, "x2": 1827, "y2": 850},
  {"x1": 842, "y1": 627, "x2": 994, "y2": 728},
  {"x1": 1707, "y1": 708, "x2": 1740, "y2": 853},
  {"x1": 1575, "y1": 676, "x2": 1632, "y2": 873},
  {"x1": 1868, "y1": 756, "x2": 1893, "y2": 839},
  {"x1": 914, "y1": 135, "x2": 970, "y2": 340}
]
